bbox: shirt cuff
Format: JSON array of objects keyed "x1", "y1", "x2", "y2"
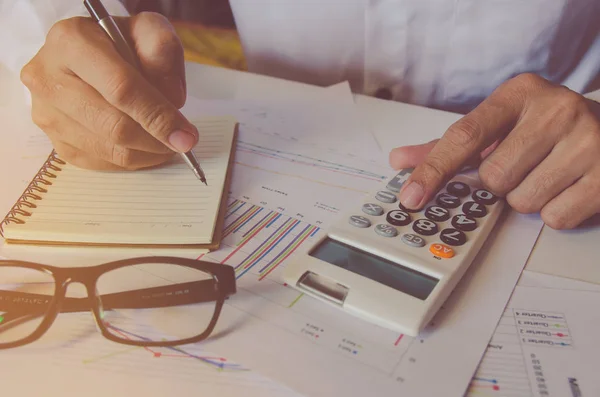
[{"x1": 585, "y1": 89, "x2": 600, "y2": 102}]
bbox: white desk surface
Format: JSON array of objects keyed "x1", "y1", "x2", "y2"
[{"x1": 1, "y1": 61, "x2": 598, "y2": 284}]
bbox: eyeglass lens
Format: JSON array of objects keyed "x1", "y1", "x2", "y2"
[
  {"x1": 0, "y1": 261, "x2": 221, "y2": 346},
  {"x1": 0, "y1": 266, "x2": 55, "y2": 345},
  {"x1": 96, "y1": 262, "x2": 219, "y2": 343}
]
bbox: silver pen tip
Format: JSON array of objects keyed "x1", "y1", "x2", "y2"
[
  {"x1": 182, "y1": 152, "x2": 207, "y2": 185},
  {"x1": 193, "y1": 168, "x2": 207, "y2": 185}
]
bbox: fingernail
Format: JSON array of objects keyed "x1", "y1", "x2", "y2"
[
  {"x1": 168, "y1": 129, "x2": 196, "y2": 152},
  {"x1": 399, "y1": 182, "x2": 424, "y2": 209}
]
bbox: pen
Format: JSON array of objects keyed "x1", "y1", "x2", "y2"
[{"x1": 83, "y1": 0, "x2": 208, "y2": 185}]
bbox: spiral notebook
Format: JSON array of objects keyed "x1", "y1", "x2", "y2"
[{"x1": 0, "y1": 116, "x2": 238, "y2": 250}]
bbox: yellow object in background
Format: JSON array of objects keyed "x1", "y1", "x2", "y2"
[{"x1": 171, "y1": 21, "x2": 247, "y2": 71}]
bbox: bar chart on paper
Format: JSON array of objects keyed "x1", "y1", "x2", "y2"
[
  {"x1": 200, "y1": 195, "x2": 421, "y2": 374},
  {"x1": 216, "y1": 198, "x2": 321, "y2": 281}
]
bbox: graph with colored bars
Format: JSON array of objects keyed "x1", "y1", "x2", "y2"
[
  {"x1": 467, "y1": 308, "x2": 572, "y2": 396},
  {"x1": 205, "y1": 198, "x2": 321, "y2": 282},
  {"x1": 195, "y1": 196, "x2": 417, "y2": 374}
]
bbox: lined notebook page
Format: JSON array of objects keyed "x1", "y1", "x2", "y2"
[{"x1": 3, "y1": 116, "x2": 237, "y2": 245}]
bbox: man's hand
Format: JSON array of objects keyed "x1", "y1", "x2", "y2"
[
  {"x1": 389, "y1": 73, "x2": 600, "y2": 230},
  {"x1": 20, "y1": 12, "x2": 197, "y2": 170}
]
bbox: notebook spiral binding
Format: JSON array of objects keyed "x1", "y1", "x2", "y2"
[{"x1": 0, "y1": 150, "x2": 66, "y2": 237}]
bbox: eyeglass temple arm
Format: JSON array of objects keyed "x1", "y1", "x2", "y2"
[{"x1": 0, "y1": 279, "x2": 227, "y2": 329}]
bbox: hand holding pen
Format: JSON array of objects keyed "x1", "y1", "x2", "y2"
[{"x1": 20, "y1": 0, "x2": 207, "y2": 184}]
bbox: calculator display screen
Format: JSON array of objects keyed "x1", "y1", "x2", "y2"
[{"x1": 309, "y1": 237, "x2": 438, "y2": 300}]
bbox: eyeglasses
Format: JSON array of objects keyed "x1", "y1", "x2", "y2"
[{"x1": 0, "y1": 256, "x2": 236, "y2": 349}]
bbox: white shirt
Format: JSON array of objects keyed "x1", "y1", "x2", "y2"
[{"x1": 1, "y1": 0, "x2": 599, "y2": 111}]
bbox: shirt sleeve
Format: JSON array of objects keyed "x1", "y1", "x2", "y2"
[
  {"x1": 586, "y1": 89, "x2": 600, "y2": 103},
  {"x1": 0, "y1": 0, "x2": 129, "y2": 76}
]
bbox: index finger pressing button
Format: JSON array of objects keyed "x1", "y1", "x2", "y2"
[{"x1": 398, "y1": 202, "x2": 421, "y2": 213}]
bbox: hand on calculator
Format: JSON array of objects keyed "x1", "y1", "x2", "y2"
[
  {"x1": 282, "y1": 168, "x2": 504, "y2": 335},
  {"x1": 388, "y1": 73, "x2": 600, "y2": 230}
]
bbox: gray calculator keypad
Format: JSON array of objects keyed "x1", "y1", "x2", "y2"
[
  {"x1": 347, "y1": 168, "x2": 499, "y2": 253},
  {"x1": 362, "y1": 203, "x2": 384, "y2": 216},
  {"x1": 401, "y1": 233, "x2": 426, "y2": 247},
  {"x1": 349, "y1": 215, "x2": 371, "y2": 228},
  {"x1": 375, "y1": 190, "x2": 397, "y2": 203},
  {"x1": 375, "y1": 224, "x2": 398, "y2": 238}
]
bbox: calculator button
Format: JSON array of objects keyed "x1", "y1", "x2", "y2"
[
  {"x1": 429, "y1": 243, "x2": 455, "y2": 258},
  {"x1": 412, "y1": 219, "x2": 439, "y2": 236},
  {"x1": 349, "y1": 215, "x2": 371, "y2": 228},
  {"x1": 451, "y1": 214, "x2": 478, "y2": 232},
  {"x1": 402, "y1": 233, "x2": 426, "y2": 247},
  {"x1": 375, "y1": 224, "x2": 398, "y2": 238},
  {"x1": 440, "y1": 228, "x2": 467, "y2": 246},
  {"x1": 375, "y1": 190, "x2": 397, "y2": 204},
  {"x1": 446, "y1": 181, "x2": 470, "y2": 197},
  {"x1": 472, "y1": 189, "x2": 498, "y2": 205},
  {"x1": 385, "y1": 168, "x2": 413, "y2": 193},
  {"x1": 425, "y1": 205, "x2": 450, "y2": 222},
  {"x1": 462, "y1": 201, "x2": 487, "y2": 218},
  {"x1": 436, "y1": 193, "x2": 461, "y2": 209},
  {"x1": 386, "y1": 210, "x2": 412, "y2": 226},
  {"x1": 362, "y1": 203, "x2": 384, "y2": 216}
]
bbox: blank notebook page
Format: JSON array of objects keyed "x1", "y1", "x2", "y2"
[{"x1": 2, "y1": 116, "x2": 237, "y2": 246}]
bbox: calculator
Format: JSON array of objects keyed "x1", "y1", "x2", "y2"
[{"x1": 281, "y1": 168, "x2": 504, "y2": 336}]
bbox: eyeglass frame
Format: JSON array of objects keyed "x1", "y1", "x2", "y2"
[{"x1": 0, "y1": 256, "x2": 236, "y2": 350}]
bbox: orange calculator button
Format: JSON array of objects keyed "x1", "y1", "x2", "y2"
[{"x1": 429, "y1": 243, "x2": 455, "y2": 258}]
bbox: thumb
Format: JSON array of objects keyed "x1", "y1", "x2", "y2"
[{"x1": 117, "y1": 12, "x2": 187, "y2": 108}]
